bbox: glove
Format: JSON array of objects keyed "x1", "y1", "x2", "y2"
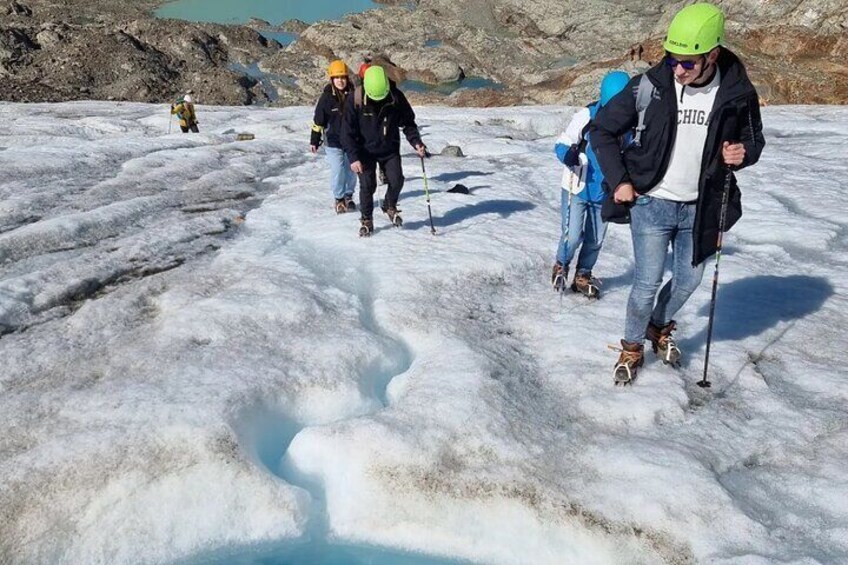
[
  {"x1": 556, "y1": 143, "x2": 582, "y2": 168},
  {"x1": 562, "y1": 145, "x2": 586, "y2": 168}
]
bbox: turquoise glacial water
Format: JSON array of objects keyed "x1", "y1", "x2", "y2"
[
  {"x1": 259, "y1": 31, "x2": 297, "y2": 47},
  {"x1": 402, "y1": 77, "x2": 505, "y2": 95},
  {"x1": 154, "y1": 0, "x2": 381, "y2": 25},
  {"x1": 179, "y1": 542, "x2": 472, "y2": 565},
  {"x1": 158, "y1": 1, "x2": 500, "y2": 101}
]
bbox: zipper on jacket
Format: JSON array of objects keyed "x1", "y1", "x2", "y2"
[
  {"x1": 705, "y1": 92, "x2": 750, "y2": 133},
  {"x1": 691, "y1": 94, "x2": 754, "y2": 265},
  {"x1": 375, "y1": 91, "x2": 396, "y2": 124},
  {"x1": 701, "y1": 94, "x2": 751, "y2": 177}
]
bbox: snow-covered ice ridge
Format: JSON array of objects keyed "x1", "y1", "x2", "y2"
[{"x1": 1, "y1": 101, "x2": 846, "y2": 564}]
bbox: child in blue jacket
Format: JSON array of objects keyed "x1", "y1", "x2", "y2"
[{"x1": 552, "y1": 71, "x2": 630, "y2": 298}]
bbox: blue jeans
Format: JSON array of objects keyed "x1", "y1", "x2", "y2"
[
  {"x1": 624, "y1": 196, "x2": 706, "y2": 343},
  {"x1": 324, "y1": 146, "x2": 357, "y2": 200},
  {"x1": 556, "y1": 190, "x2": 607, "y2": 275}
]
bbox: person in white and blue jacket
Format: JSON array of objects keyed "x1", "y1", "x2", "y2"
[{"x1": 551, "y1": 71, "x2": 630, "y2": 299}]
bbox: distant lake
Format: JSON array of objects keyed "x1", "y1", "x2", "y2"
[
  {"x1": 259, "y1": 31, "x2": 298, "y2": 46},
  {"x1": 402, "y1": 77, "x2": 505, "y2": 95},
  {"x1": 155, "y1": 0, "x2": 502, "y2": 98},
  {"x1": 228, "y1": 62, "x2": 297, "y2": 102},
  {"x1": 154, "y1": 0, "x2": 381, "y2": 25}
]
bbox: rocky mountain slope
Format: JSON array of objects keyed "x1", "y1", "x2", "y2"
[{"x1": 1, "y1": 0, "x2": 846, "y2": 106}]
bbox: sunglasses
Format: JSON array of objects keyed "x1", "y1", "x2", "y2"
[{"x1": 665, "y1": 56, "x2": 703, "y2": 70}]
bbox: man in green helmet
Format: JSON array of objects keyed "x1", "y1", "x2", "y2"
[
  {"x1": 590, "y1": 3, "x2": 765, "y2": 385},
  {"x1": 341, "y1": 65, "x2": 427, "y2": 237}
]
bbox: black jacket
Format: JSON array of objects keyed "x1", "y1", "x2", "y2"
[
  {"x1": 340, "y1": 86, "x2": 422, "y2": 163},
  {"x1": 311, "y1": 82, "x2": 352, "y2": 149},
  {"x1": 591, "y1": 48, "x2": 765, "y2": 265}
]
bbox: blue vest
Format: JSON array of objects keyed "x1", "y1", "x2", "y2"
[{"x1": 579, "y1": 102, "x2": 607, "y2": 204}]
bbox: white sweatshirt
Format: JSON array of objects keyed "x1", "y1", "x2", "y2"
[{"x1": 649, "y1": 69, "x2": 721, "y2": 202}]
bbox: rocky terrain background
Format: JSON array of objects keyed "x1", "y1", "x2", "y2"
[{"x1": 1, "y1": 0, "x2": 846, "y2": 107}]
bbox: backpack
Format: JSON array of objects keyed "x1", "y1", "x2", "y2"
[
  {"x1": 600, "y1": 79, "x2": 655, "y2": 225},
  {"x1": 353, "y1": 85, "x2": 365, "y2": 110},
  {"x1": 353, "y1": 84, "x2": 397, "y2": 110},
  {"x1": 632, "y1": 74, "x2": 657, "y2": 147}
]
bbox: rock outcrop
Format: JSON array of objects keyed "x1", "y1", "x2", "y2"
[
  {"x1": 0, "y1": 0, "x2": 277, "y2": 103},
  {"x1": 0, "y1": 0, "x2": 846, "y2": 106},
  {"x1": 281, "y1": 0, "x2": 848, "y2": 106}
]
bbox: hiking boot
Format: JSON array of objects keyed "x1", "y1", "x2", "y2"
[
  {"x1": 358, "y1": 218, "x2": 373, "y2": 237},
  {"x1": 551, "y1": 261, "x2": 568, "y2": 292},
  {"x1": 334, "y1": 198, "x2": 347, "y2": 214},
  {"x1": 613, "y1": 340, "x2": 644, "y2": 385},
  {"x1": 344, "y1": 195, "x2": 356, "y2": 212},
  {"x1": 382, "y1": 204, "x2": 402, "y2": 227},
  {"x1": 571, "y1": 271, "x2": 601, "y2": 299},
  {"x1": 647, "y1": 320, "x2": 681, "y2": 366}
]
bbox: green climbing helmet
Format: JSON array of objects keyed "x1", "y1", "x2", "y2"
[
  {"x1": 663, "y1": 3, "x2": 725, "y2": 55},
  {"x1": 363, "y1": 66, "x2": 390, "y2": 101}
]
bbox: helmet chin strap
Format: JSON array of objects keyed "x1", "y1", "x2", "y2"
[{"x1": 692, "y1": 54, "x2": 717, "y2": 85}]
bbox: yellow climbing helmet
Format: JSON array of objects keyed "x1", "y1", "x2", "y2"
[{"x1": 328, "y1": 60, "x2": 349, "y2": 79}]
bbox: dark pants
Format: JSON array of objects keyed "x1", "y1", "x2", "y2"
[
  {"x1": 358, "y1": 153, "x2": 404, "y2": 220},
  {"x1": 180, "y1": 123, "x2": 199, "y2": 133}
]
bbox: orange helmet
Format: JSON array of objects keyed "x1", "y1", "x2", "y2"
[
  {"x1": 328, "y1": 60, "x2": 348, "y2": 79},
  {"x1": 358, "y1": 62, "x2": 371, "y2": 80}
]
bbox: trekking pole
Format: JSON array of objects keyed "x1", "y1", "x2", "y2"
[
  {"x1": 561, "y1": 168, "x2": 576, "y2": 296},
  {"x1": 419, "y1": 155, "x2": 436, "y2": 235},
  {"x1": 698, "y1": 166, "x2": 733, "y2": 389},
  {"x1": 168, "y1": 108, "x2": 173, "y2": 135}
]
